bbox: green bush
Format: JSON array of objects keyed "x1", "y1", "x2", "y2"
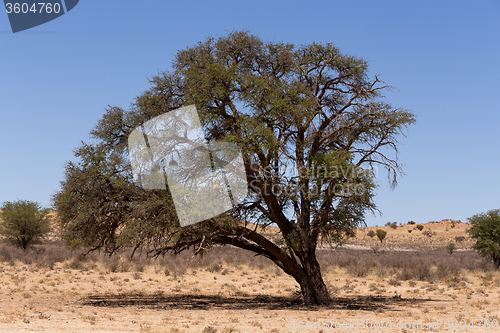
[
  {"x1": 407, "y1": 221, "x2": 416, "y2": 225},
  {"x1": 467, "y1": 209, "x2": 500, "y2": 268},
  {"x1": 390, "y1": 222, "x2": 398, "y2": 229},
  {"x1": 367, "y1": 230, "x2": 376, "y2": 238},
  {"x1": 416, "y1": 225, "x2": 424, "y2": 231},
  {"x1": 375, "y1": 229, "x2": 387, "y2": 244},
  {"x1": 445, "y1": 242, "x2": 456, "y2": 254},
  {"x1": 0, "y1": 200, "x2": 52, "y2": 250}
]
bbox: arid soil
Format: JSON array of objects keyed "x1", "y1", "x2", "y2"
[
  {"x1": 1, "y1": 220, "x2": 499, "y2": 333},
  {"x1": 351, "y1": 220, "x2": 474, "y2": 250}
]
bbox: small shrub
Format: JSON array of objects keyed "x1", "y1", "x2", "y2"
[
  {"x1": 390, "y1": 222, "x2": 398, "y2": 229},
  {"x1": 39, "y1": 313, "x2": 50, "y2": 320},
  {"x1": 407, "y1": 221, "x2": 416, "y2": 225},
  {"x1": 446, "y1": 242, "x2": 456, "y2": 254},
  {"x1": 408, "y1": 230, "x2": 412, "y2": 233},
  {"x1": 436, "y1": 262, "x2": 459, "y2": 280},
  {"x1": 207, "y1": 262, "x2": 223, "y2": 273},
  {"x1": 367, "y1": 230, "x2": 376, "y2": 238},
  {"x1": 105, "y1": 257, "x2": 132, "y2": 272},
  {"x1": 397, "y1": 258, "x2": 433, "y2": 281},
  {"x1": 0, "y1": 246, "x2": 14, "y2": 265},
  {"x1": 83, "y1": 315, "x2": 96, "y2": 325},
  {"x1": 388, "y1": 277, "x2": 402, "y2": 286},
  {"x1": 416, "y1": 225, "x2": 424, "y2": 231},
  {"x1": 422, "y1": 230, "x2": 436, "y2": 237}
]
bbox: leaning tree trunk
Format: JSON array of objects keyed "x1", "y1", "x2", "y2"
[
  {"x1": 231, "y1": 225, "x2": 332, "y2": 305},
  {"x1": 298, "y1": 260, "x2": 331, "y2": 305},
  {"x1": 290, "y1": 248, "x2": 331, "y2": 305}
]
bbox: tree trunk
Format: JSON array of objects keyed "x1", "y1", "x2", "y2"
[
  {"x1": 493, "y1": 254, "x2": 500, "y2": 269},
  {"x1": 228, "y1": 226, "x2": 332, "y2": 305},
  {"x1": 295, "y1": 251, "x2": 331, "y2": 305}
]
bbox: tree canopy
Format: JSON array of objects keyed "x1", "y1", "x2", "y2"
[
  {"x1": 0, "y1": 199, "x2": 52, "y2": 250},
  {"x1": 467, "y1": 209, "x2": 500, "y2": 268},
  {"x1": 376, "y1": 229, "x2": 387, "y2": 244},
  {"x1": 53, "y1": 30, "x2": 415, "y2": 305}
]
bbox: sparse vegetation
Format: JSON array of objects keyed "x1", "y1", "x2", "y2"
[
  {"x1": 0, "y1": 237, "x2": 498, "y2": 332},
  {"x1": 407, "y1": 221, "x2": 416, "y2": 225},
  {"x1": 422, "y1": 230, "x2": 436, "y2": 237},
  {"x1": 390, "y1": 222, "x2": 398, "y2": 229},
  {"x1": 0, "y1": 215, "x2": 487, "y2": 332},
  {"x1": 416, "y1": 225, "x2": 424, "y2": 231},
  {"x1": 367, "y1": 230, "x2": 376, "y2": 238}
]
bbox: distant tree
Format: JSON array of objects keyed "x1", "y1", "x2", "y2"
[
  {"x1": 390, "y1": 222, "x2": 398, "y2": 229},
  {"x1": 445, "y1": 242, "x2": 456, "y2": 254},
  {"x1": 0, "y1": 200, "x2": 52, "y2": 250},
  {"x1": 375, "y1": 229, "x2": 387, "y2": 244},
  {"x1": 367, "y1": 230, "x2": 376, "y2": 238},
  {"x1": 407, "y1": 221, "x2": 415, "y2": 225},
  {"x1": 385, "y1": 222, "x2": 391, "y2": 227},
  {"x1": 416, "y1": 225, "x2": 424, "y2": 231},
  {"x1": 467, "y1": 209, "x2": 500, "y2": 268}
]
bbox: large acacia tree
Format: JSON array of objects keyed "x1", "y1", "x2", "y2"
[{"x1": 53, "y1": 31, "x2": 415, "y2": 305}]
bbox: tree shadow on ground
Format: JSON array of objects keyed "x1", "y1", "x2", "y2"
[{"x1": 83, "y1": 292, "x2": 444, "y2": 312}]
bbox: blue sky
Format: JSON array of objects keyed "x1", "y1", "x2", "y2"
[{"x1": 1, "y1": 1, "x2": 499, "y2": 226}]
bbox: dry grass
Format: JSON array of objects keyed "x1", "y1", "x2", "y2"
[{"x1": 0, "y1": 220, "x2": 499, "y2": 332}]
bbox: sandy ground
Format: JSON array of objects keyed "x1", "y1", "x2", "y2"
[
  {"x1": 1, "y1": 220, "x2": 498, "y2": 332},
  {"x1": 351, "y1": 220, "x2": 474, "y2": 250},
  {"x1": 1, "y1": 257, "x2": 499, "y2": 333}
]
